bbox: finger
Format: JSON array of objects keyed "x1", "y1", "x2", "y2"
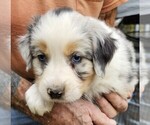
[
  {"x1": 89, "y1": 103, "x2": 116, "y2": 125},
  {"x1": 19, "y1": 79, "x2": 32, "y2": 93},
  {"x1": 15, "y1": 79, "x2": 32, "y2": 100},
  {"x1": 96, "y1": 96, "x2": 118, "y2": 118},
  {"x1": 21, "y1": 79, "x2": 32, "y2": 88},
  {"x1": 104, "y1": 93, "x2": 128, "y2": 112},
  {"x1": 81, "y1": 113, "x2": 93, "y2": 125}
]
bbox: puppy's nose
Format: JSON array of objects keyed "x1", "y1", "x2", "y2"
[{"x1": 47, "y1": 88, "x2": 64, "y2": 99}]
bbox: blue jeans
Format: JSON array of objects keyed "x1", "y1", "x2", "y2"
[
  {"x1": 11, "y1": 108, "x2": 41, "y2": 125},
  {"x1": 0, "y1": 108, "x2": 10, "y2": 125}
]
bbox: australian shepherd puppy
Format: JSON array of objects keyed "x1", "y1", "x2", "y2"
[{"x1": 18, "y1": 7, "x2": 138, "y2": 116}]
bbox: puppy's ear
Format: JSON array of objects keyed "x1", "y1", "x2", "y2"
[
  {"x1": 92, "y1": 36, "x2": 116, "y2": 76},
  {"x1": 18, "y1": 16, "x2": 41, "y2": 71},
  {"x1": 85, "y1": 18, "x2": 117, "y2": 76},
  {"x1": 18, "y1": 34, "x2": 32, "y2": 71}
]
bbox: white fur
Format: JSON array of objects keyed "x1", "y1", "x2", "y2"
[
  {"x1": 19, "y1": 8, "x2": 138, "y2": 116},
  {"x1": 25, "y1": 84, "x2": 54, "y2": 116}
]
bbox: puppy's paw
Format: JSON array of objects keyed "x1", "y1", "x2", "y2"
[{"x1": 25, "y1": 84, "x2": 54, "y2": 116}]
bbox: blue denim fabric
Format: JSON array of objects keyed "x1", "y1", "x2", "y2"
[
  {"x1": 0, "y1": 108, "x2": 10, "y2": 125},
  {"x1": 11, "y1": 108, "x2": 41, "y2": 125}
]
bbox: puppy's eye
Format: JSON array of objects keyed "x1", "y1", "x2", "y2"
[
  {"x1": 38, "y1": 54, "x2": 46, "y2": 62},
  {"x1": 71, "y1": 54, "x2": 82, "y2": 64}
]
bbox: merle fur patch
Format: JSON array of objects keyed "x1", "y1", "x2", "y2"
[
  {"x1": 93, "y1": 36, "x2": 117, "y2": 72},
  {"x1": 54, "y1": 7, "x2": 73, "y2": 16},
  {"x1": 27, "y1": 15, "x2": 41, "y2": 41}
]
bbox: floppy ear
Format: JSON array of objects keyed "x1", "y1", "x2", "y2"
[
  {"x1": 18, "y1": 34, "x2": 32, "y2": 71},
  {"x1": 18, "y1": 16, "x2": 41, "y2": 71},
  {"x1": 84, "y1": 17, "x2": 117, "y2": 76},
  {"x1": 92, "y1": 36, "x2": 117, "y2": 76}
]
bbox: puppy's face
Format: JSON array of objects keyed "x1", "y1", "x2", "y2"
[
  {"x1": 31, "y1": 35, "x2": 94, "y2": 102},
  {"x1": 19, "y1": 8, "x2": 116, "y2": 102}
]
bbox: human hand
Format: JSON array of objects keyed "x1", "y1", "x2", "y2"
[
  {"x1": 48, "y1": 100, "x2": 116, "y2": 125},
  {"x1": 15, "y1": 79, "x2": 116, "y2": 125},
  {"x1": 95, "y1": 88, "x2": 135, "y2": 118},
  {"x1": 95, "y1": 93, "x2": 127, "y2": 118},
  {"x1": 15, "y1": 78, "x2": 32, "y2": 101}
]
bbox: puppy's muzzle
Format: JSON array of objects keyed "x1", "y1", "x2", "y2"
[{"x1": 47, "y1": 88, "x2": 64, "y2": 99}]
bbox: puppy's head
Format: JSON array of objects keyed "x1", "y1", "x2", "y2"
[{"x1": 18, "y1": 7, "x2": 116, "y2": 102}]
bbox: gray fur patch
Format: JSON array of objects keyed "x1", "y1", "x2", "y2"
[
  {"x1": 18, "y1": 16, "x2": 41, "y2": 71},
  {"x1": 93, "y1": 36, "x2": 117, "y2": 73},
  {"x1": 54, "y1": 7, "x2": 73, "y2": 16}
]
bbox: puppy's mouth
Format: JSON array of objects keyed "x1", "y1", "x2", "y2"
[{"x1": 49, "y1": 96, "x2": 73, "y2": 103}]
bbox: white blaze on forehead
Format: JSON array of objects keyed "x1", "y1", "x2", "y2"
[
  {"x1": 32, "y1": 11, "x2": 86, "y2": 48},
  {"x1": 30, "y1": 11, "x2": 91, "y2": 62}
]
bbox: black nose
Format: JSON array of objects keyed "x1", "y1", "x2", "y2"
[{"x1": 47, "y1": 88, "x2": 63, "y2": 99}]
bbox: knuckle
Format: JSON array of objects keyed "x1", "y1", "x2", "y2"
[
  {"x1": 117, "y1": 101, "x2": 128, "y2": 112},
  {"x1": 109, "y1": 111, "x2": 118, "y2": 118},
  {"x1": 100, "y1": 98, "x2": 108, "y2": 107}
]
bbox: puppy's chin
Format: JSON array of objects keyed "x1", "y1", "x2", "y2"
[
  {"x1": 63, "y1": 92, "x2": 83, "y2": 103},
  {"x1": 50, "y1": 96, "x2": 81, "y2": 103}
]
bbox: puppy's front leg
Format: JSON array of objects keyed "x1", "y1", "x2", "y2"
[{"x1": 25, "y1": 84, "x2": 54, "y2": 116}]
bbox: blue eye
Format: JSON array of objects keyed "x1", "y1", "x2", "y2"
[
  {"x1": 71, "y1": 54, "x2": 82, "y2": 64},
  {"x1": 38, "y1": 54, "x2": 46, "y2": 62}
]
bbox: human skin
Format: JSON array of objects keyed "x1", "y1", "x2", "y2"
[
  {"x1": 12, "y1": 79, "x2": 131, "y2": 125},
  {"x1": 14, "y1": 80, "x2": 116, "y2": 125}
]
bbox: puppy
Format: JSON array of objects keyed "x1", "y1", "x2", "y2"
[{"x1": 18, "y1": 7, "x2": 138, "y2": 116}]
